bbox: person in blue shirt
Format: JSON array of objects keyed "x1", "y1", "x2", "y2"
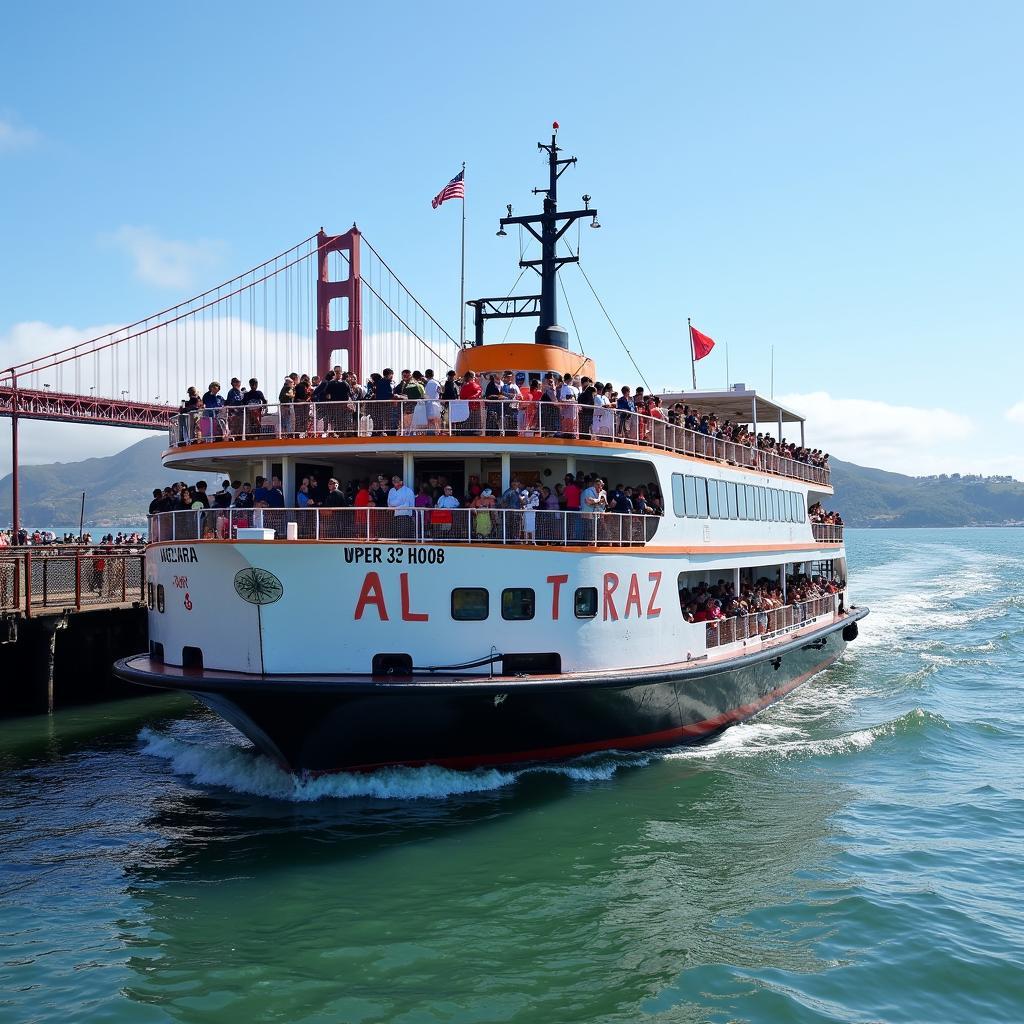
[
  {"x1": 225, "y1": 377, "x2": 245, "y2": 438},
  {"x1": 200, "y1": 381, "x2": 225, "y2": 439},
  {"x1": 616, "y1": 386, "x2": 636, "y2": 438}
]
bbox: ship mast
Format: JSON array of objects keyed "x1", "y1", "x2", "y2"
[{"x1": 469, "y1": 123, "x2": 599, "y2": 349}]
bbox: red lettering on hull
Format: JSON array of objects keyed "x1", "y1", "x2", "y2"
[
  {"x1": 547, "y1": 574, "x2": 569, "y2": 620},
  {"x1": 647, "y1": 572, "x2": 662, "y2": 618},
  {"x1": 400, "y1": 572, "x2": 429, "y2": 621},
  {"x1": 603, "y1": 573, "x2": 619, "y2": 621},
  {"x1": 624, "y1": 573, "x2": 643, "y2": 618},
  {"x1": 354, "y1": 572, "x2": 389, "y2": 620}
]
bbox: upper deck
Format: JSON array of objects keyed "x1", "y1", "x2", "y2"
[{"x1": 165, "y1": 394, "x2": 831, "y2": 489}]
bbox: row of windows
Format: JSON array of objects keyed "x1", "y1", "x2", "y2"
[
  {"x1": 670, "y1": 474, "x2": 806, "y2": 524},
  {"x1": 452, "y1": 587, "x2": 599, "y2": 621}
]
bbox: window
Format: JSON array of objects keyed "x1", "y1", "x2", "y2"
[
  {"x1": 770, "y1": 489, "x2": 780, "y2": 521},
  {"x1": 783, "y1": 491, "x2": 792, "y2": 522},
  {"x1": 737, "y1": 484, "x2": 747, "y2": 520},
  {"x1": 726, "y1": 482, "x2": 738, "y2": 520},
  {"x1": 502, "y1": 588, "x2": 535, "y2": 621},
  {"x1": 147, "y1": 581, "x2": 155, "y2": 610},
  {"x1": 452, "y1": 588, "x2": 488, "y2": 620},
  {"x1": 157, "y1": 584, "x2": 165, "y2": 613},
  {"x1": 683, "y1": 475, "x2": 699, "y2": 517},
  {"x1": 695, "y1": 477, "x2": 709, "y2": 518},
  {"x1": 707, "y1": 479, "x2": 720, "y2": 518},
  {"x1": 746, "y1": 484, "x2": 756, "y2": 520},
  {"x1": 574, "y1": 587, "x2": 598, "y2": 618},
  {"x1": 672, "y1": 474, "x2": 685, "y2": 517},
  {"x1": 797, "y1": 494, "x2": 806, "y2": 522}
]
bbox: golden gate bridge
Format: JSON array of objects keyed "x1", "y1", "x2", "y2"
[{"x1": 0, "y1": 228, "x2": 461, "y2": 534}]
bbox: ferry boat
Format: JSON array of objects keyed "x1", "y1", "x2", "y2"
[{"x1": 116, "y1": 131, "x2": 867, "y2": 773}]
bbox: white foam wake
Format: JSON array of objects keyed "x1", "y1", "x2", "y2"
[{"x1": 138, "y1": 726, "x2": 653, "y2": 801}]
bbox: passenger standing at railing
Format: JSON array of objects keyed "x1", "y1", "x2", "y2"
[
  {"x1": 278, "y1": 377, "x2": 296, "y2": 436},
  {"x1": 415, "y1": 483, "x2": 434, "y2": 536},
  {"x1": 616, "y1": 387, "x2": 636, "y2": 441},
  {"x1": 243, "y1": 379, "x2": 266, "y2": 435},
  {"x1": 353, "y1": 479, "x2": 372, "y2": 536},
  {"x1": 200, "y1": 382, "x2": 225, "y2": 441},
  {"x1": 458, "y1": 371, "x2": 483, "y2": 435},
  {"x1": 581, "y1": 477, "x2": 608, "y2": 545},
  {"x1": 499, "y1": 371, "x2": 519, "y2": 436},
  {"x1": 558, "y1": 373, "x2": 579, "y2": 438},
  {"x1": 179, "y1": 387, "x2": 200, "y2": 443},
  {"x1": 539, "y1": 374, "x2": 559, "y2": 434},
  {"x1": 578, "y1": 377, "x2": 596, "y2": 437},
  {"x1": 321, "y1": 478, "x2": 346, "y2": 539},
  {"x1": 325, "y1": 371, "x2": 353, "y2": 435},
  {"x1": 434, "y1": 485, "x2": 460, "y2": 538},
  {"x1": 387, "y1": 475, "x2": 416, "y2": 540},
  {"x1": 592, "y1": 386, "x2": 614, "y2": 439},
  {"x1": 294, "y1": 374, "x2": 312, "y2": 435},
  {"x1": 405, "y1": 371, "x2": 428, "y2": 434},
  {"x1": 225, "y1": 378, "x2": 244, "y2": 438},
  {"x1": 423, "y1": 369, "x2": 442, "y2": 433}
]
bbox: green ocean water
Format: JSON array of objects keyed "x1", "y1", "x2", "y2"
[{"x1": 1, "y1": 528, "x2": 1022, "y2": 1023}]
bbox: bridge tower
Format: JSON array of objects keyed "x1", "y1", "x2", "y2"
[{"x1": 316, "y1": 227, "x2": 362, "y2": 382}]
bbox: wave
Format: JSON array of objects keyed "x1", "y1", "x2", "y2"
[
  {"x1": 663, "y1": 707, "x2": 947, "y2": 762},
  {"x1": 138, "y1": 727, "x2": 655, "y2": 802},
  {"x1": 138, "y1": 705, "x2": 945, "y2": 801}
]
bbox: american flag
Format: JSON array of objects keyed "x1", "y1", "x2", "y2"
[{"x1": 431, "y1": 169, "x2": 465, "y2": 209}]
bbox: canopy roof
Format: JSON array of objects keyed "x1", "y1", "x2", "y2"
[{"x1": 657, "y1": 387, "x2": 805, "y2": 427}]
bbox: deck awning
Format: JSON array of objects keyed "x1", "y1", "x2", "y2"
[{"x1": 657, "y1": 387, "x2": 805, "y2": 433}]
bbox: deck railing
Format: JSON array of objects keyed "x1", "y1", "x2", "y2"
[
  {"x1": 148, "y1": 506, "x2": 658, "y2": 547},
  {"x1": 811, "y1": 523, "x2": 844, "y2": 543},
  {"x1": 704, "y1": 593, "x2": 842, "y2": 649},
  {"x1": 166, "y1": 399, "x2": 831, "y2": 487},
  {"x1": 0, "y1": 550, "x2": 145, "y2": 615}
]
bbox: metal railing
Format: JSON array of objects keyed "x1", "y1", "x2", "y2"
[
  {"x1": 167, "y1": 399, "x2": 831, "y2": 487},
  {"x1": 148, "y1": 506, "x2": 659, "y2": 546},
  {"x1": 0, "y1": 550, "x2": 145, "y2": 615},
  {"x1": 811, "y1": 522, "x2": 844, "y2": 543},
  {"x1": 704, "y1": 593, "x2": 841, "y2": 648}
]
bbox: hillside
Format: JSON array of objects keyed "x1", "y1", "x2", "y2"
[
  {"x1": 828, "y1": 459, "x2": 1024, "y2": 527},
  {"x1": 2, "y1": 437, "x2": 1023, "y2": 529},
  {"x1": 0, "y1": 436, "x2": 185, "y2": 528}
]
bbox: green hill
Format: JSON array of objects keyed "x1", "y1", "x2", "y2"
[
  {"x1": 829, "y1": 459, "x2": 1024, "y2": 527},
  {"x1": 0, "y1": 435, "x2": 186, "y2": 529},
  {"x1": 2, "y1": 436, "x2": 1023, "y2": 530}
]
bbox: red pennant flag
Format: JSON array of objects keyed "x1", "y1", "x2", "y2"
[{"x1": 690, "y1": 325, "x2": 716, "y2": 361}]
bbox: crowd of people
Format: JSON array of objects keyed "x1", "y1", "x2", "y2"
[
  {"x1": 681, "y1": 572, "x2": 845, "y2": 633},
  {"x1": 809, "y1": 502, "x2": 844, "y2": 528},
  {"x1": 174, "y1": 368, "x2": 830, "y2": 478},
  {"x1": 149, "y1": 472, "x2": 665, "y2": 544},
  {"x1": 0, "y1": 529, "x2": 144, "y2": 548}
]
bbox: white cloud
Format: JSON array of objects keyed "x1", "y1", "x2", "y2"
[
  {"x1": 774, "y1": 390, "x2": 1024, "y2": 478},
  {"x1": 105, "y1": 226, "x2": 227, "y2": 290},
  {"x1": 0, "y1": 118, "x2": 38, "y2": 153},
  {"x1": 1005, "y1": 401, "x2": 1024, "y2": 425}
]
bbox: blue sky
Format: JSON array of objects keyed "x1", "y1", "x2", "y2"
[{"x1": 1, "y1": 1, "x2": 1022, "y2": 477}]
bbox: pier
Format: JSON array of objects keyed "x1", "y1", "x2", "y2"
[{"x1": 0, "y1": 549, "x2": 146, "y2": 715}]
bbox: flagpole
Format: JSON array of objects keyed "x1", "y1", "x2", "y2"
[
  {"x1": 459, "y1": 161, "x2": 466, "y2": 346},
  {"x1": 688, "y1": 317, "x2": 697, "y2": 390}
]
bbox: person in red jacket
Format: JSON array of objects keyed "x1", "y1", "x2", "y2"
[{"x1": 459, "y1": 371, "x2": 484, "y2": 435}]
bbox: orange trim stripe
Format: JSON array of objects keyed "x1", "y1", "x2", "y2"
[{"x1": 162, "y1": 433, "x2": 832, "y2": 489}]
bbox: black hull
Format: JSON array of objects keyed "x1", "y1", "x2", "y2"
[{"x1": 116, "y1": 610, "x2": 866, "y2": 773}]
